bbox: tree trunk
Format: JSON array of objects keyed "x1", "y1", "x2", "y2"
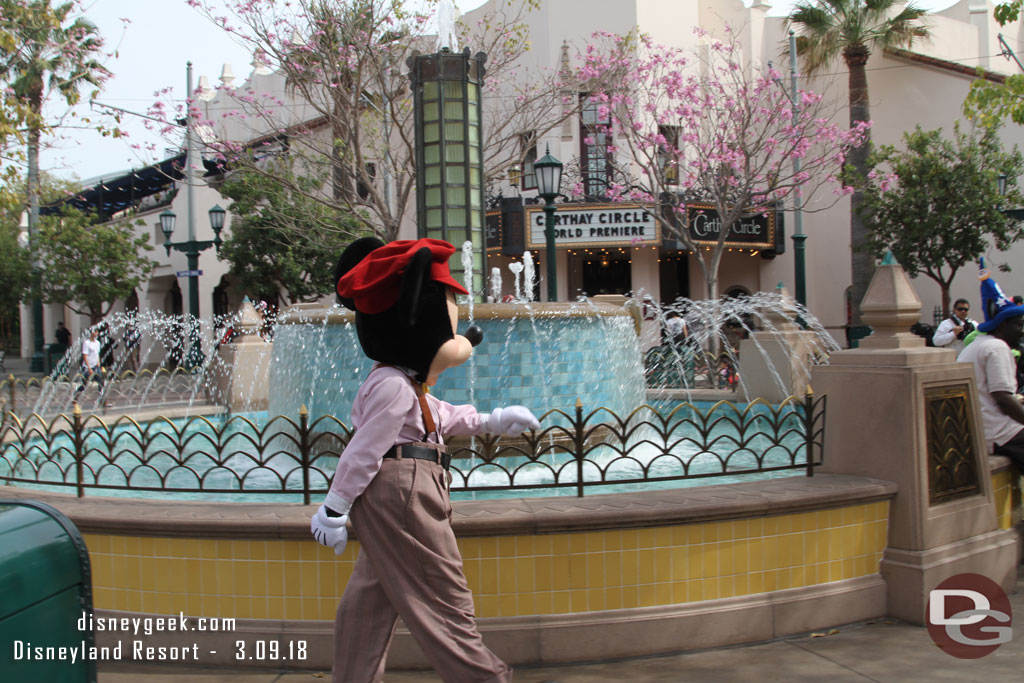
[
  {"x1": 26, "y1": 89, "x2": 42, "y2": 244},
  {"x1": 845, "y1": 45, "x2": 873, "y2": 328},
  {"x1": 26, "y1": 90, "x2": 43, "y2": 357}
]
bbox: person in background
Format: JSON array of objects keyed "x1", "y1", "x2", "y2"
[
  {"x1": 54, "y1": 321, "x2": 71, "y2": 347},
  {"x1": 717, "y1": 355, "x2": 738, "y2": 390},
  {"x1": 664, "y1": 310, "x2": 688, "y2": 347},
  {"x1": 958, "y1": 266, "x2": 1024, "y2": 472},
  {"x1": 98, "y1": 322, "x2": 117, "y2": 371},
  {"x1": 960, "y1": 294, "x2": 1024, "y2": 393},
  {"x1": 932, "y1": 298, "x2": 977, "y2": 352},
  {"x1": 124, "y1": 322, "x2": 141, "y2": 373},
  {"x1": 73, "y1": 328, "x2": 109, "y2": 407}
]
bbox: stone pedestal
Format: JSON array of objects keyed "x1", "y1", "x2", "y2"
[
  {"x1": 810, "y1": 257, "x2": 1018, "y2": 624},
  {"x1": 738, "y1": 285, "x2": 820, "y2": 402},
  {"x1": 214, "y1": 300, "x2": 272, "y2": 413}
]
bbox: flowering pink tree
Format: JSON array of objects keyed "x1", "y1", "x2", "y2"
[
  {"x1": 153, "y1": 0, "x2": 601, "y2": 242},
  {"x1": 577, "y1": 29, "x2": 868, "y2": 301}
]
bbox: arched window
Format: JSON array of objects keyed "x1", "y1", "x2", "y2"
[
  {"x1": 212, "y1": 278, "x2": 231, "y2": 323},
  {"x1": 725, "y1": 286, "x2": 751, "y2": 299}
]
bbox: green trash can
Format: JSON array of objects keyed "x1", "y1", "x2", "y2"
[
  {"x1": 0, "y1": 500, "x2": 96, "y2": 683},
  {"x1": 46, "y1": 343, "x2": 71, "y2": 377},
  {"x1": 846, "y1": 324, "x2": 873, "y2": 349}
]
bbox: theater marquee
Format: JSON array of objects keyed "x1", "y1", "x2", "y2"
[
  {"x1": 684, "y1": 203, "x2": 776, "y2": 250},
  {"x1": 524, "y1": 203, "x2": 660, "y2": 249}
]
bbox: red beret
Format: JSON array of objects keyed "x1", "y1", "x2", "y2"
[{"x1": 336, "y1": 238, "x2": 469, "y2": 314}]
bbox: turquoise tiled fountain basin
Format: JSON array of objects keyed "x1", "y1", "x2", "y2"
[{"x1": 269, "y1": 302, "x2": 646, "y2": 421}]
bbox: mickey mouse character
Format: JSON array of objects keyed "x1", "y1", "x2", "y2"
[{"x1": 311, "y1": 237, "x2": 539, "y2": 683}]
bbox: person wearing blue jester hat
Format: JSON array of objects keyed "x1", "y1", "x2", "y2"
[
  {"x1": 958, "y1": 259, "x2": 1024, "y2": 471},
  {"x1": 310, "y1": 237, "x2": 539, "y2": 683}
]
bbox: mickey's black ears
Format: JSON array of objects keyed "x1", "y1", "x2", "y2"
[
  {"x1": 397, "y1": 247, "x2": 433, "y2": 327},
  {"x1": 335, "y1": 236, "x2": 385, "y2": 310}
]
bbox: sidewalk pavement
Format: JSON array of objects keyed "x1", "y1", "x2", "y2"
[
  {"x1": 2, "y1": 354, "x2": 43, "y2": 379},
  {"x1": 100, "y1": 576, "x2": 1023, "y2": 682}
]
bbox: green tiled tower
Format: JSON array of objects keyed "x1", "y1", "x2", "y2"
[{"x1": 407, "y1": 47, "x2": 487, "y2": 297}]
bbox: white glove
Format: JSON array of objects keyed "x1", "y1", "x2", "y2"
[
  {"x1": 480, "y1": 406, "x2": 541, "y2": 436},
  {"x1": 311, "y1": 505, "x2": 349, "y2": 555}
]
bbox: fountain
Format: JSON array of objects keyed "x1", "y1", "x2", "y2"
[
  {"x1": 269, "y1": 242, "x2": 648, "y2": 422},
  {"x1": 1, "y1": 6, "x2": 1014, "y2": 667},
  {"x1": 269, "y1": 299, "x2": 643, "y2": 419},
  {"x1": 1, "y1": 267, "x2": 834, "y2": 511},
  {"x1": 1, "y1": 261, "x2": 1018, "y2": 672},
  {"x1": 640, "y1": 285, "x2": 838, "y2": 403}
]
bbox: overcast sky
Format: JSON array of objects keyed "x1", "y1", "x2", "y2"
[{"x1": 42, "y1": 0, "x2": 957, "y2": 184}]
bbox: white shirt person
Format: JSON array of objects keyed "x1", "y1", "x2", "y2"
[{"x1": 932, "y1": 299, "x2": 978, "y2": 352}]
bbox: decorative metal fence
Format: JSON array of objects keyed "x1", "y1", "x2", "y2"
[
  {"x1": 1, "y1": 369, "x2": 213, "y2": 418},
  {"x1": 0, "y1": 391, "x2": 826, "y2": 502}
]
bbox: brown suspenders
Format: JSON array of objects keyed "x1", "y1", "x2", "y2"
[
  {"x1": 373, "y1": 366, "x2": 450, "y2": 474},
  {"x1": 413, "y1": 381, "x2": 438, "y2": 438}
]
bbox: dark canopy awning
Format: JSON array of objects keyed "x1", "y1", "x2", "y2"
[{"x1": 40, "y1": 153, "x2": 223, "y2": 220}]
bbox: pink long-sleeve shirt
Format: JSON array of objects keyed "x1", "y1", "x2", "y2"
[{"x1": 324, "y1": 364, "x2": 482, "y2": 512}]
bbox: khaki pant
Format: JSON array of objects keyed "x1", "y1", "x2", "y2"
[{"x1": 333, "y1": 458, "x2": 511, "y2": 683}]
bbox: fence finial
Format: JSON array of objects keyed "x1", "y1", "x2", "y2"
[
  {"x1": 299, "y1": 404, "x2": 309, "y2": 417},
  {"x1": 804, "y1": 384, "x2": 814, "y2": 397}
]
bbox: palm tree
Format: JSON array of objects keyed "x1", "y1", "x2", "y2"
[
  {"x1": 0, "y1": 0, "x2": 106, "y2": 366},
  {"x1": 1, "y1": 0, "x2": 107, "y2": 227},
  {"x1": 787, "y1": 0, "x2": 929, "y2": 328}
]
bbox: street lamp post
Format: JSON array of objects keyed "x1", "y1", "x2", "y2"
[
  {"x1": 769, "y1": 33, "x2": 807, "y2": 308},
  {"x1": 787, "y1": 30, "x2": 807, "y2": 309},
  {"x1": 508, "y1": 163, "x2": 522, "y2": 195},
  {"x1": 997, "y1": 173, "x2": 1024, "y2": 220},
  {"x1": 160, "y1": 205, "x2": 225, "y2": 369},
  {"x1": 534, "y1": 146, "x2": 563, "y2": 302}
]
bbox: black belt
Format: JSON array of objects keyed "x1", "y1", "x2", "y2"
[{"x1": 383, "y1": 443, "x2": 451, "y2": 471}]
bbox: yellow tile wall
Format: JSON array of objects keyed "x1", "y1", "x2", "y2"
[
  {"x1": 83, "y1": 500, "x2": 890, "y2": 621},
  {"x1": 991, "y1": 469, "x2": 1022, "y2": 530}
]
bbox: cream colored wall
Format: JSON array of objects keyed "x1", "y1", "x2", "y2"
[
  {"x1": 923, "y1": 14, "x2": 980, "y2": 63},
  {"x1": 631, "y1": 246, "x2": 660, "y2": 296},
  {"x1": 638, "y1": 1, "x2": 700, "y2": 47},
  {"x1": 758, "y1": 3, "x2": 1024, "y2": 336}
]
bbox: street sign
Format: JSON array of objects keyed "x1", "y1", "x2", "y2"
[{"x1": 175, "y1": 270, "x2": 203, "y2": 277}]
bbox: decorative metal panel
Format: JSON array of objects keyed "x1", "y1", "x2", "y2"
[{"x1": 925, "y1": 384, "x2": 982, "y2": 504}]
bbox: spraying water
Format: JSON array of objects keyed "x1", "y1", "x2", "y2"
[
  {"x1": 11, "y1": 307, "x2": 277, "y2": 419},
  {"x1": 461, "y1": 240, "x2": 476, "y2": 320},
  {"x1": 490, "y1": 267, "x2": 502, "y2": 303},
  {"x1": 522, "y1": 252, "x2": 535, "y2": 302},
  {"x1": 508, "y1": 262, "x2": 524, "y2": 302},
  {"x1": 637, "y1": 289, "x2": 838, "y2": 402}
]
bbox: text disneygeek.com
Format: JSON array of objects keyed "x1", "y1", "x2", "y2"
[{"x1": 5, "y1": 611, "x2": 320, "y2": 664}]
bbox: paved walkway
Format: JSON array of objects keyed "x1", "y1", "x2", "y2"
[
  {"x1": 2, "y1": 354, "x2": 40, "y2": 379},
  {"x1": 100, "y1": 577, "x2": 1023, "y2": 682}
]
